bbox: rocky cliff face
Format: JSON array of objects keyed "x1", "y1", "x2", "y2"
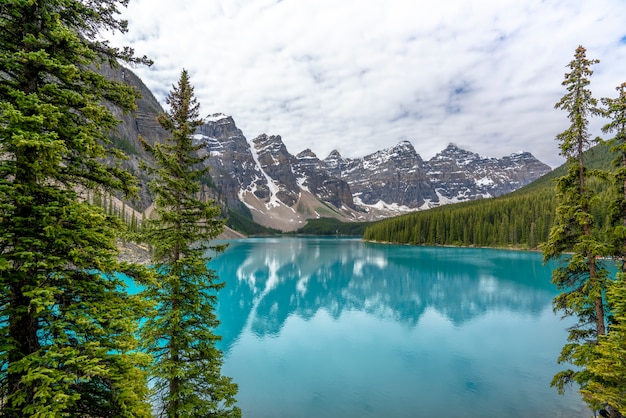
[
  {"x1": 321, "y1": 142, "x2": 551, "y2": 212},
  {"x1": 252, "y1": 134, "x2": 300, "y2": 207},
  {"x1": 107, "y1": 67, "x2": 552, "y2": 232},
  {"x1": 194, "y1": 118, "x2": 358, "y2": 230},
  {"x1": 295, "y1": 149, "x2": 355, "y2": 210},
  {"x1": 195, "y1": 114, "x2": 263, "y2": 212},
  {"x1": 190, "y1": 120, "x2": 551, "y2": 229},
  {"x1": 104, "y1": 64, "x2": 168, "y2": 211},
  {"x1": 326, "y1": 141, "x2": 438, "y2": 210},
  {"x1": 427, "y1": 144, "x2": 551, "y2": 202}
]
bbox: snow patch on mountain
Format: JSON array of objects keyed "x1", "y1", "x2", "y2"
[
  {"x1": 205, "y1": 113, "x2": 231, "y2": 123},
  {"x1": 249, "y1": 138, "x2": 282, "y2": 209}
]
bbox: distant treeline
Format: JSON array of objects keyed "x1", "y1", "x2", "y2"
[
  {"x1": 363, "y1": 143, "x2": 613, "y2": 248},
  {"x1": 363, "y1": 190, "x2": 555, "y2": 248},
  {"x1": 292, "y1": 217, "x2": 372, "y2": 236}
]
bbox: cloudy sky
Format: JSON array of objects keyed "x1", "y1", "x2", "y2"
[{"x1": 108, "y1": 0, "x2": 626, "y2": 168}]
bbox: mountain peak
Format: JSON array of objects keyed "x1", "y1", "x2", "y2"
[
  {"x1": 364, "y1": 140, "x2": 420, "y2": 164},
  {"x1": 297, "y1": 149, "x2": 318, "y2": 160},
  {"x1": 395, "y1": 140, "x2": 415, "y2": 150},
  {"x1": 433, "y1": 143, "x2": 480, "y2": 163},
  {"x1": 205, "y1": 113, "x2": 232, "y2": 123},
  {"x1": 326, "y1": 149, "x2": 343, "y2": 160}
]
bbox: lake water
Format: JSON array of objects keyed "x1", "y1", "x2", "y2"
[{"x1": 210, "y1": 237, "x2": 590, "y2": 418}]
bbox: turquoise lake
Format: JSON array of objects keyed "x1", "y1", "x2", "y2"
[{"x1": 210, "y1": 237, "x2": 591, "y2": 418}]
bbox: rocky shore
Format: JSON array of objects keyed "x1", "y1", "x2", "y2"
[{"x1": 117, "y1": 226, "x2": 246, "y2": 265}]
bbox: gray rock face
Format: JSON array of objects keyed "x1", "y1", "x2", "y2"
[
  {"x1": 322, "y1": 142, "x2": 551, "y2": 209},
  {"x1": 193, "y1": 125, "x2": 355, "y2": 212},
  {"x1": 326, "y1": 141, "x2": 438, "y2": 208},
  {"x1": 252, "y1": 134, "x2": 300, "y2": 207},
  {"x1": 295, "y1": 149, "x2": 355, "y2": 210},
  {"x1": 427, "y1": 144, "x2": 551, "y2": 202},
  {"x1": 192, "y1": 120, "x2": 552, "y2": 220},
  {"x1": 195, "y1": 114, "x2": 265, "y2": 211},
  {"x1": 104, "y1": 65, "x2": 168, "y2": 211}
]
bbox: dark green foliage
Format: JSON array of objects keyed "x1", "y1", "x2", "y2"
[
  {"x1": 0, "y1": 0, "x2": 152, "y2": 416},
  {"x1": 110, "y1": 134, "x2": 142, "y2": 156},
  {"x1": 226, "y1": 208, "x2": 280, "y2": 236},
  {"x1": 364, "y1": 187, "x2": 556, "y2": 248},
  {"x1": 580, "y1": 83, "x2": 626, "y2": 417},
  {"x1": 583, "y1": 273, "x2": 626, "y2": 414},
  {"x1": 603, "y1": 83, "x2": 626, "y2": 263},
  {"x1": 138, "y1": 70, "x2": 240, "y2": 417},
  {"x1": 294, "y1": 217, "x2": 373, "y2": 236}
]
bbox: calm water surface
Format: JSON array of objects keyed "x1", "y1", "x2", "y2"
[{"x1": 210, "y1": 237, "x2": 590, "y2": 418}]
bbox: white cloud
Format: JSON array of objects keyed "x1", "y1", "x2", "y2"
[{"x1": 109, "y1": 0, "x2": 626, "y2": 168}]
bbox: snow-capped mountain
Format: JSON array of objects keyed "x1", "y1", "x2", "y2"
[
  {"x1": 192, "y1": 114, "x2": 551, "y2": 230},
  {"x1": 427, "y1": 144, "x2": 552, "y2": 202},
  {"x1": 106, "y1": 67, "x2": 552, "y2": 232},
  {"x1": 194, "y1": 115, "x2": 358, "y2": 231},
  {"x1": 325, "y1": 141, "x2": 436, "y2": 211}
]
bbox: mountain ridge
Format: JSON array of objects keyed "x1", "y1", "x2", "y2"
[
  {"x1": 193, "y1": 113, "x2": 550, "y2": 230},
  {"x1": 107, "y1": 68, "x2": 552, "y2": 233}
]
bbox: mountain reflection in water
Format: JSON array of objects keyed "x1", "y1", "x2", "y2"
[
  {"x1": 213, "y1": 238, "x2": 556, "y2": 352},
  {"x1": 209, "y1": 237, "x2": 589, "y2": 418}
]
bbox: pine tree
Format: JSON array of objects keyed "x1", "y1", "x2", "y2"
[
  {"x1": 604, "y1": 83, "x2": 626, "y2": 266},
  {"x1": 580, "y1": 82, "x2": 626, "y2": 418},
  {"x1": 583, "y1": 276, "x2": 626, "y2": 416},
  {"x1": 0, "y1": 1, "x2": 153, "y2": 416},
  {"x1": 138, "y1": 69, "x2": 240, "y2": 418},
  {"x1": 541, "y1": 45, "x2": 611, "y2": 408}
]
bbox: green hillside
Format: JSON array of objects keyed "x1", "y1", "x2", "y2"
[
  {"x1": 226, "y1": 208, "x2": 281, "y2": 236},
  {"x1": 291, "y1": 217, "x2": 373, "y2": 236},
  {"x1": 363, "y1": 142, "x2": 613, "y2": 248}
]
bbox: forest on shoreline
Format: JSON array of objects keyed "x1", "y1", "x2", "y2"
[{"x1": 362, "y1": 142, "x2": 612, "y2": 248}]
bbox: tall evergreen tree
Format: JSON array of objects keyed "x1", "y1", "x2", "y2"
[
  {"x1": 542, "y1": 45, "x2": 611, "y2": 409},
  {"x1": 580, "y1": 82, "x2": 626, "y2": 418},
  {"x1": 138, "y1": 69, "x2": 240, "y2": 418},
  {"x1": 604, "y1": 83, "x2": 626, "y2": 265},
  {"x1": 0, "y1": 1, "x2": 153, "y2": 416}
]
